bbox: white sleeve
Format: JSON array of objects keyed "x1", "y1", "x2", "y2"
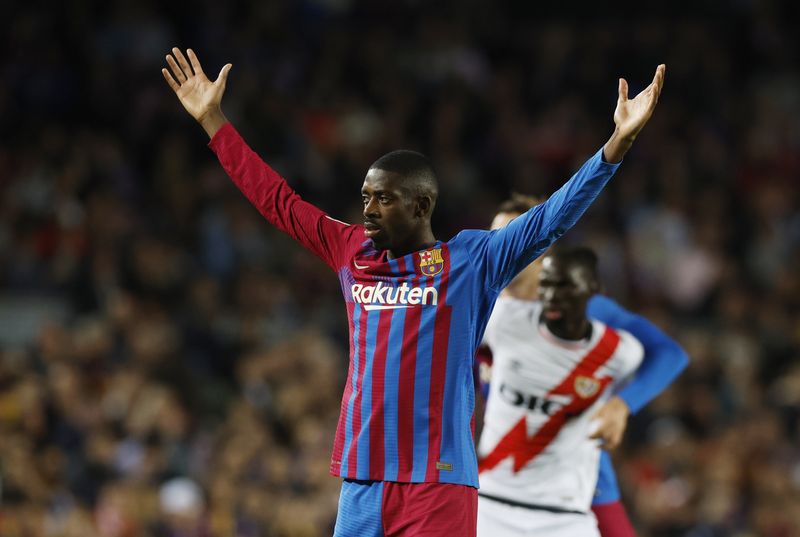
[
  {"x1": 609, "y1": 329, "x2": 644, "y2": 386},
  {"x1": 482, "y1": 297, "x2": 514, "y2": 350},
  {"x1": 482, "y1": 308, "x2": 498, "y2": 349}
]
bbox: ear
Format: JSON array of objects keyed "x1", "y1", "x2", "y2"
[{"x1": 415, "y1": 196, "x2": 433, "y2": 218}]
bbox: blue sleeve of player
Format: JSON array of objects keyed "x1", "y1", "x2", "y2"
[
  {"x1": 587, "y1": 294, "x2": 689, "y2": 414},
  {"x1": 457, "y1": 148, "x2": 620, "y2": 291}
]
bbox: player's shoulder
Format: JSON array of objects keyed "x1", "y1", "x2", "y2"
[
  {"x1": 587, "y1": 316, "x2": 642, "y2": 353},
  {"x1": 445, "y1": 228, "x2": 494, "y2": 252},
  {"x1": 607, "y1": 324, "x2": 645, "y2": 361}
]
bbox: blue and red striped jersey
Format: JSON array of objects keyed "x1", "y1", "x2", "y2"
[{"x1": 209, "y1": 123, "x2": 620, "y2": 488}]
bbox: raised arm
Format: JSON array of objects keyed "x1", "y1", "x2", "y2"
[
  {"x1": 468, "y1": 65, "x2": 666, "y2": 291},
  {"x1": 163, "y1": 48, "x2": 357, "y2": 269}
]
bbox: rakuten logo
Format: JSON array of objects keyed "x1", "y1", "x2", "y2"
[{"x1": 351, "y1": 281, "x2": 438, "y2": 311}]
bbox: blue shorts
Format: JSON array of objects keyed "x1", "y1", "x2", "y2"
[{"x1": 592, "y1": 450, "x2": 621, "y2": 505}]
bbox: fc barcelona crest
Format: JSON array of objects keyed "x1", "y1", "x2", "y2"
[
  {"x1": 419, "y1": 248, "x2": 444, "y2": 276},
  {"x1": 574, "y1": 376, "x2": 601, "y2": 399}
]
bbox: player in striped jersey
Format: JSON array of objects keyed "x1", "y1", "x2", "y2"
[
  {"x1": 163, "y1": 48, "x2": 665, "y2": 536},
  {"x1": 475, "y1": 197, "x2": 688, "y2": 536}
]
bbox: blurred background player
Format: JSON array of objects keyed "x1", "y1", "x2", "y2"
[
  {"x1": 475, "y1": 195, "x2": 689, "y2": 536},
  {"x1": 162, "y1": 47, "x2": 665, "y2": 536},
  {"x1": 477, "y1": 246, "x2": 644, "y2": 536}
]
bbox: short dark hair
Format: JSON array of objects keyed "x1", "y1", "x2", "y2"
[
  {"x1": 370, "y1": 150, "x2": 438, "y2": 200},
  {"x1": 547, "y1": 247, "x2": 599, "y2": 280},
  {"x1": 497, "y1": 193, "x2": 545, "y2": 215}
]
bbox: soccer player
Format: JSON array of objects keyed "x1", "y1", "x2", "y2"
[
  {"x1": 476, "y1": 197, "x2": 688, "y2": 537},
  {"x1": 162, "y1": 47, "x2": 665, "y2": 536},
  {"x1": 477, "y1": 247, "x2": 646, "y2": 536}
]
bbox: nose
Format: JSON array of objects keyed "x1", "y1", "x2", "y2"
[
  {"x1": 363, "y1": 197, "x2": 380, "y2": 219},
  {"x1": 541, "y1": 286, "x2": 557, "y2": 302}
]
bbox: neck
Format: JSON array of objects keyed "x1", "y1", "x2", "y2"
[
  {"x1": 543, "y1": 316, "x2": 592, "y2": 341},
  {"x1": 387, "y1": 230, "x2": 437, "y2": 259}
]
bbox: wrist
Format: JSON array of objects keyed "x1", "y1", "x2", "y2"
[
  {"x1": 199, "y1": 107, "x2": 228, "y2": 139},
  {"x1": 603, "y1": 129, "x2": 635, "y2": 163},
  {"x1": 613, "y1": 395, "x2": 631, "y2": 416}
]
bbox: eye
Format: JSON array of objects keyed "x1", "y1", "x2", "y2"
[
  {"x1": 379, "y1": 196, "x2": 391, "y2": 204},
  {"x1": 362, "y1": 196, "x2": 370, "y2": 205}
]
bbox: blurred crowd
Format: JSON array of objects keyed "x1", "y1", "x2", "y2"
[{"x1": 1, "y1": 0, "x2": 799, "y2": 536}]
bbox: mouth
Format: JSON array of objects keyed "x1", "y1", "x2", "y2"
[
  {"x1": 364, "y1": 222, "x2": 381, "y2": 239},
  {"x1": 542, "y1": 305, "x2": 564, "y2": 320}
]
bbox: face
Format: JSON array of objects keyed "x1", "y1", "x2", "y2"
[
  {"x1": 361, "y1": 169, "x2": 419, "y2": 251},
  {"x1": 537, "y1": 256, "x2": 597, "y2": 322},
  {"x1": 490, "y1": 211, "x2": 516, "y2": 232}
]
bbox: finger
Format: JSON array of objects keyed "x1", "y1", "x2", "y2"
[
  {"x1": 172, "y1": 47, "x2": 194, "y2": 77},
  {"x1": 655, "y1": 64, "x2": 666, "y2": 88},
  {"x1": 648, "y1": 65, "x2": 665, "y2": 102},
  {"x1": 618, "y1": 78, "x2": 629, "y2": 103},
  {"x1": 162, "y1": 68, "x2": 181, "y2": 93},
  {"x1": 187, "y1": 48, "x2": 205, "y2": 77},
  {"x1": 215, "y1": 63, "x2": 233, "y2": 87},
  {"x1": 166, "y1": 55, "x2": 186, "y2": 83},
  {"x1": 655, "y1": 64, "x2": 666, "y2": 100},
  {"x1": 589, "y1": 418, "x2": 605, "y2": 440}
]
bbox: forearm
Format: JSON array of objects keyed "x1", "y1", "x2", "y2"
[
  {"x1": 486, "y1": 148, "x2": 620, "y2": 289},
  {"x1": 208, "y1": 123, "x2": 348, "y2": 268},
  {"x1": 602, "y1": 128, "x2": 636, "y2": 164},
  {"x1": 537, "y1": 147, "x2": 621, "y2": 239}
]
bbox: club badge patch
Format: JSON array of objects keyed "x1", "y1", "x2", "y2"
[
  {"x1": 574, "y1": 376, "x2": 601, "y2": 399},
  {"x1": 419, "y1": 248, "x2": 444, "y2": 276}
]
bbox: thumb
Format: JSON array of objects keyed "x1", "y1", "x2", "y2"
[
  {"x1": 215, "y1": 63, "x2": 233, "y2": 87},
  {"x1": 618, "y1": 78, "x2": 628, "y2": 102}
]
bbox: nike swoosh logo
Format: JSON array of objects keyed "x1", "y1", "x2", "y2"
[
  {"x1": 363, "y1": 304, "x2": 412, "y2": 311},
  {"x1": 353, "y1": 261, "x2": 369, "y2": 269}
]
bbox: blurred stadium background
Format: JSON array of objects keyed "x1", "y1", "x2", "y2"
[{"x1": 1, "y1": 1, "x2": 799, "y2": 535}]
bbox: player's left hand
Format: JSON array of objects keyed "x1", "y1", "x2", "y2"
[
  {"x1": 612, "y1": 64, "x2": 665, "y2": 142},
  {"x1": 588, "y1": 396, "x2": 630, "y2": 450}
]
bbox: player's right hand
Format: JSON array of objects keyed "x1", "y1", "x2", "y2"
[
  {"x1": 162, "y1": 48, "x2": 231, "y2": 136},
  {"x1": 589, "y1": 395, "x2": 630, "y2": 450}
]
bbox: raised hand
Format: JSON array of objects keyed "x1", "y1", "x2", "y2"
[
  {"x1": 613, "y1": 64, "x2": 666, "y2": 141},
  {"x1": 162, "y1": 48, "x2": 232, "y2": 138},
  {"x1": 603, "y1": 64, "x2": 666, "y2": 163}
]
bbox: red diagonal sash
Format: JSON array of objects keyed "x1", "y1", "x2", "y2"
[{"x1": 478, "y1": 327, "x2": 620, "y2": 473}]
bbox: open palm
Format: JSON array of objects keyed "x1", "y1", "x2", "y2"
[
  {"x1": 613, "y1": 64, "x2": 665, "y2": 140},
  {"x1": 162, "y1": 48, "x2": 231, "y2": 123}
]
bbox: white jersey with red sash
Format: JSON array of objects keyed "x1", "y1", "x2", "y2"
[{"x1": 477, "y1": 297, "x2": 643, "y2": 513}]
